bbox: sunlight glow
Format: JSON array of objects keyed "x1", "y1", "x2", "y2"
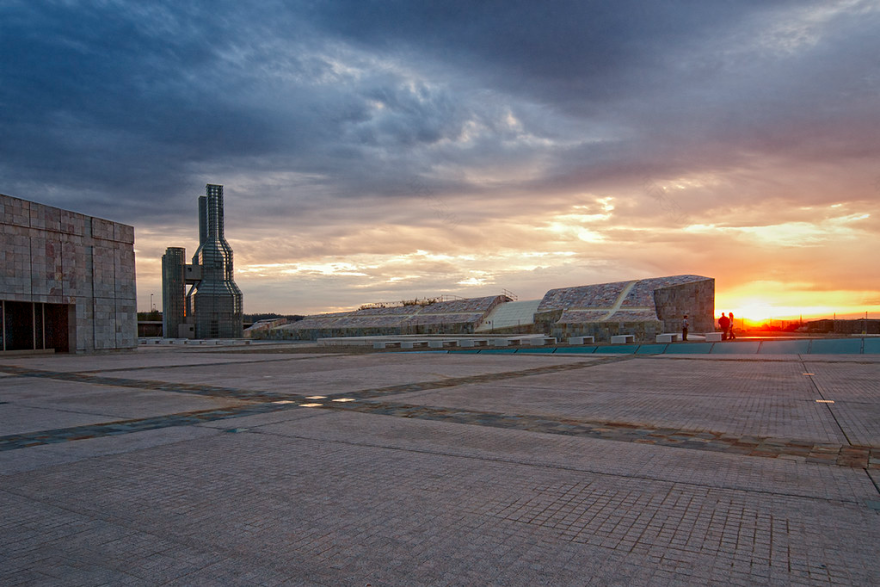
[
  {"x1": 685, "y1": 213, "x2": 869, "y2": 247},
  {"x1": 458, "y1": 277, "x2": 487, "y2": 286},
  {"x1": 718, "y1": 283, "x2": 880, "y2": 322}
]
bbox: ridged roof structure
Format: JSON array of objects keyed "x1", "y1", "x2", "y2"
[{"x1": 540, "y1": 275, "x2": 712, "y2": 323}]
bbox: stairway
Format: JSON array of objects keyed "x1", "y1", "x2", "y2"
[{"x1": 476, "y1": 299, "x2": 542, "y2": 332}]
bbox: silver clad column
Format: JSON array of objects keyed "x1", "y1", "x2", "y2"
[{"x1": 188, "y1": 184, "x2": 243, "y2": 338}]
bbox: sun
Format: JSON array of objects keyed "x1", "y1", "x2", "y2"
[{"x1": 729, "y1": 300, "x2": 775, "y2": 322}]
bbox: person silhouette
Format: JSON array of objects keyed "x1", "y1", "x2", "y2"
[
  {"x1": 728, "y1": 312, "x2": 736, "y2": 340},
  {"x1": 682, "y1": 315, "x2": 689, "y2": 341},
  {"x1": 719, "y1": 312, "x2": 730, "y2": 341}
]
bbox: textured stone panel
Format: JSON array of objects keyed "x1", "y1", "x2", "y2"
[
  {"x1": 115, "y1": 297, "x2": 137, "y2": 348},
  {"x1": 114, "y1": 222, "x2": 135, "y2": 244},
  {"x1": 75, "y1": 301, "x2": 94, "y2": 353},
  {"x1": 0, "y1": 233, "x2": 32, "y2": 297},
  {"x1": 59, "y1": 209, "x2": 87, "y2": 237},
  {"x1": 2, "y1": 193, "x2": 136, "y2": 352},
  {"x1": 114, "y1": 246, "x2": 136, "y2": 299},
  {"x1": 29, "y1": 238, "x2": 64, "y2": 300},
  {"x1": 1, "y1": 194, "x2": 31, "y2": 227},
  {"x1": 654, "y1": 279, "x2": 715, "y2": 334},
  {"x1": 91, "y1": 297, "x2": 117, "y2": 350},
  {"x1": 91, "y1": 246, "x2": 116, "y2": 299},
  {"x1": 91, "y1": 217, "x2": 115, "y2": 241},
  {"x1": 30, "y1": 203, "x2": 61, "y2": 232}
]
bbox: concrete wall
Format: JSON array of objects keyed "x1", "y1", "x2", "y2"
[
  {"x1": 540, "y1": 277, "x2": 715, "y2": 342},
  {"x1": 0, "y1": 193, "x2": 137, "y2": 352},
  {"x1": 548, "y1": 318, "x2": 665, "y2": 343},
  {"x1": 654, "y1": 278, "x2": 715, "y2": 334}
]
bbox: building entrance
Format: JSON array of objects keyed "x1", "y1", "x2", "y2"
[{"x1": 1, "y1": 300, "x2": 71, "y2": 353}]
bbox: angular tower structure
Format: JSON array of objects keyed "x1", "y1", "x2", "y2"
[
  {"x1": 161, "y1": 247, "x2": 187, "y2": 338},
  {"x1": 162, "y1": 184, "x2": 243, "y2": 338}
]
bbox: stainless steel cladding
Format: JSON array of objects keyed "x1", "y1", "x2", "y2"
[{"x1": 162, "y1": 184, "x2": 243, "y2": 339}]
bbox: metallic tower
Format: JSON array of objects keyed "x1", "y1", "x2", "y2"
[
  {"x1": 161, "y1": 247, "x2": 186, "y2": 338},
  {"x1": 162, "y1": 184, "x2": 243, "y2": 338}
]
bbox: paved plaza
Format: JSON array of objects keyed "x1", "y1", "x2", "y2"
[{"x1": 1, "y1": 345, "x2": 879, "y2": 586}]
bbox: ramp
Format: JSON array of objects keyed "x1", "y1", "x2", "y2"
[{"x1": 476, "y1": 299, "x2": 542, "y2": 332}]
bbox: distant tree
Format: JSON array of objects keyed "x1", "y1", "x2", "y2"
[{"x1": 243, "y1": 313, "x2": 304, "y2": 322}]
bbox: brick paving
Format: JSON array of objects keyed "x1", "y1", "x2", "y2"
[{"x1": 1, "y1": 347, "x2": 878, "y2": 585}]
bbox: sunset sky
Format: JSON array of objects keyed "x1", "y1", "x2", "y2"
[{"x1": 3, "y1": 1, "x2": 879, "y2": 319}]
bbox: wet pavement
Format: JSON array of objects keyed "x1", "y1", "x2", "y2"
[{"x1": 1, "y1": 346, "x2": 879, "y2": 585}]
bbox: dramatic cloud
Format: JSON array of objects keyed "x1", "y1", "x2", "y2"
[{"x1": 2, "y1": 0, "x2": 879, "y2": 317}]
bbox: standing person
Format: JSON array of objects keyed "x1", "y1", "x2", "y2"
[
  {"x1": 719, "y1": 312, "x2": 730, "y2": 341},
  {"x1": 728, "y1": 312, "x2": 736, "y2": 340},
  {"x1": 682, "y1": 315, "x2": 689, "y2": 341}
]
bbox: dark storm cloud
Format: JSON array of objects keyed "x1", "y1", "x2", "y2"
[
  {"x1": 6, "y1": 0, "x2": 877, "y2": 219},
  {"x1": 3, "y1": 1, "x2": 879, "y2": 312},
  {"x1": 2, "y1": 1, "x2": 290, "y2": 216}
]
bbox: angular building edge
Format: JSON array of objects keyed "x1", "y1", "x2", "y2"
[{"x1": 1, "y1": 193, "x2": 137, "y2": 353}]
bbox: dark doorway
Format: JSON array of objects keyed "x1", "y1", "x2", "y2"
[
  {"x1": 45, "y1": 304, "x2": 71, "y2": 353},
  {"x1": 1, "y1": 301, "x2": 72, "y2": 353},
  {"x1": 4, "y1": 301, "x2": 34, "y2": 351}
]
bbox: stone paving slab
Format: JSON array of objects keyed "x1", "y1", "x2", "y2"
[
  {"x1": 3, "y1": 426, "x2": 877, "y2": 586},
  {"x1": 251, "y1": 410, "x2": 878, "y2": 503},
  {"x1": 385, "y1": 383, "x2": 850, "y2": 445},
  {"x1": 0, "y1": 351, "x2": 313, "y2": 373},
  {"x1": 0, "y1": 426, "x2": 222, "y2": 475},
  {"x1": 100, "y1": 354, "x2": 596, "y2": 395},
  {"x1": 0, "y1": 378, "x2": 252, "y2": 436},
  {"x1": 0, "y1": 350, "x2": 878, "y2": 585}
]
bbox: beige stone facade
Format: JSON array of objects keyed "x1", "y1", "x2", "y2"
[{"x1": 1, "y1": 193, "x2": 136, "y2": 353}]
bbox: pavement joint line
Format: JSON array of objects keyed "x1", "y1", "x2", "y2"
[
  {"x1": 3, "y1": 350, "x2": 878, "y2": 585},
  {"x1": 0, "y1": 402, "x2": 299, "y2": 451},
  {"x1": 307, "y1": 400, "x2": 878, "y2": 469},
  {"x1": 1, "y1": 354, "x2": 875, "y2": 469},
  {"x1": 866, "y1": 470, "x2": 880, "y2": 495},
  {"x1": 4, "y1": 391, "x2": 873, "y2": 467},
  {"x1": 69, "y1": 353, "x2": 329, "y2": 374},
  {"x1": 0, "y1": 360, "x2": 613, "y2": 450},
  {"x1": 800, "y1": 358, "x2": 855, "y2": 447},
  {"x1": 236, "y1": 428, "x2": 870, "y2": 507},
  {"x1": 0, "y1": 356, "x2": 614, "y2": 403},
  {"x1": 640, "y1": 355, "x2": 880, "y2": 365}
]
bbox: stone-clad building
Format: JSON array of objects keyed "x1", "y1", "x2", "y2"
[
  {"x1": 253, "y1": 275, "x2": 715, "y2": 343},
  {"x1": 535, "y1": 275, "x2": 715, "y2": 342},
  {"x1": 0, "y1": 193, "x2": 137, "y2": 353}
]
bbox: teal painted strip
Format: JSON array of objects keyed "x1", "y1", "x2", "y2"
[
  {"x1": 862, "y1": 338, "x2": 880, "y2": 354},
  {"x1": 595, "y1": 345, "x2": 638, "y2": 354},
  {"x1": 809, "y1": 339, "x2": 863, "y2": 354},
  {"x1": 517, "y1": 347, "x2": 557, "y2": 353},
  {"x1": 481, "y1": 348, "x2": 518, "y2": 354},
  {"x1": 664, "y1": 342, "x2": 713, "y2": 354},
  {"x1": 710, "y1": 341, "x2": 760, "y2": 354},
  {"x1": 554, "y1": 346, "x2": 597, "y2": 354},
  {"x1": 636, "y1": 344, "x2": 668, "y2": 354},
  {"x1": 758, "y1": 340, "x2": 811, "y2": 354}
]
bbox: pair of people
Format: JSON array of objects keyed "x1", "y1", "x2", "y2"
[{"x1": 718, "y1": 312, "x2": 736, "y2": 340}]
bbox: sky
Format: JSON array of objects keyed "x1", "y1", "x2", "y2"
[{"x1": 3, "y1": 0, "x2": 880, "y2": 319}]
